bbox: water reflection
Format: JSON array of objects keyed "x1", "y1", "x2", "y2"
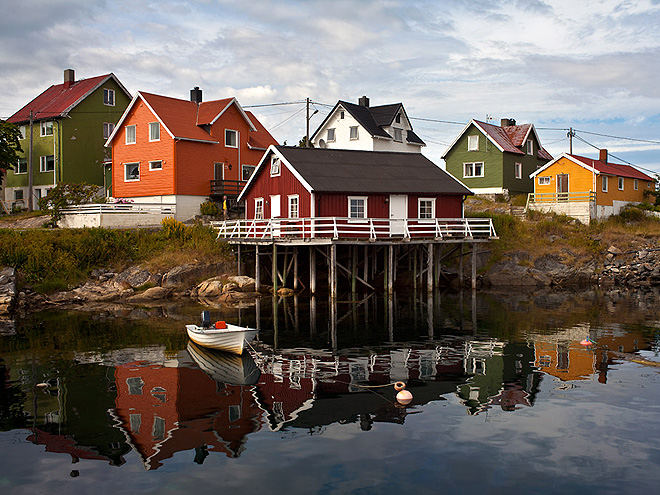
[{"x1": 0, "y1": 287, "x2": 659, "y2": 477}]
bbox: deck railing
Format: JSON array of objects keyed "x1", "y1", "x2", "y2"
[
  {"x1": 210, "y1": 179, "x2": 246, "y2": 198},
  {"x1": 526, "y1": 191, "x2": 596, "y2": 209},
  {"x1": 213, "y1": 217, "x2": 497, "y2": 241},
  {"x1": 60, "y1": 203, "x2": 176, "y2": 215}
]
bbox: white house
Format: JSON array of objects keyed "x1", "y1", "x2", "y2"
[{"x1": 311, "y1": 96, "x2": 425, "y2": 153}]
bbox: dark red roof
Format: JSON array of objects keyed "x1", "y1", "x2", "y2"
[
  {"x1": 245, "y1": 111, "x2": 277, "y2": 150},
  {"x1": 140, "y1": 92, "x2": 217, "y2": 142},
  {"x1": 8, "y1": 74, "x2": 121, "y2": 124},
  {"x1": 569, "y1": 154, "x2": 653, "y2": 181},
  {"x1": 472, "y1": 120, "x2": 553, "y2": 160}
]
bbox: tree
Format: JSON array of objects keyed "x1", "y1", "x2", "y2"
[
  {"x1": 297, "y1": 136, "x2": 315, "y2": 148},
  {"x1": 0, "y1": 120, "x2": 23, "y2": 183},
  {"x1": 38, "y1": 182, "x2": 100, "y2": 227}
]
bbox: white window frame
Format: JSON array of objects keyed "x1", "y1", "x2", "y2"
[
  {"x1": 538, "y1": 176, "x2": 551, "y2": 185},
  {"x1": 393, "y1": 128, "x2": 402, "y2": 142},
  {"x1": 418, "y1": 198, "x2": 435, "y2": 221},
  {"x1": 288, "y1": 195, "x2": 299, "y2": 218},
  {"x1": 103, "y1": 88, "x2": 115, "y2": 106},
  {"x1": 124, "y1": 162, "x2": 140, "y2": 182},
  {"x1": 40, "y1": 121, "x2": 53, "y2": 137},
  {"x1": 270, "y1": 156, "x2": 281, "y2": 177},
  {"x1": 16, "y1": 158, "x2": 27, "y2": 174},
  {"x1": 103, "y1": 122, "x2": 114, "y2": 139},
  {"x1": 515, "y1": 162, "x2": 522, "y2": 180},
  {"x1": 348, "y1": 196, "x2": 367, "y2": 220},
  {"x1": 242, "y1": 164, "x2": 255, "y2": 181},
  {"x1": 39, "y1": 155, "x2": 54, "y2": 172},
  {"x1": 349, "y1": 126, "x2": 359, "y2": 140},
  {"x1": 149, "y1": 160, "x2": 162, "y2": 171},
  {"x1": 19, "y1": 125, "x2": 26, "y2": 139},
  {"x1": 602, "y1": 175, "x2": 608, "y2": 193},
  {"x1": 526, "y1": 140, "x2": 534, "y2": 155},
  {"x1": 467, "y1": 135, "x2": 479, "y2": 151},
  {"x1": 149, "y1": 122, "x2": 160, "y2": 142},
  {"x1": 463, "y1": 162, "x2": 484, "y2": 178},
  {"x1": 225, "y1": 129, "x2": 238, "y2": 148},
  {"x1": 618, "y1": 177, "x2": 624, "y2": 190},
  {"x1": 125, "y1": 125, "x2": 136, "y2": 145},
  {"x1": 634, "y1": 179, "x2": 639, "y2": 190},
  {"x1": 327, "y1": 128, "x2": 336, "y2": 142},
  {"x1": 254, "y1": 198, "x2": 264, "y2": 219}
]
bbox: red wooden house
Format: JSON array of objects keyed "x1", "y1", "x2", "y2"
[
  {"x1": 236, "y1": 146, "x2": 472, "y2": 238},
  {"x1": 105, "y1": 87, "x2": 277, "y2": 220}
]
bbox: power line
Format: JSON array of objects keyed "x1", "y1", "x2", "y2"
[{"x1": 574, "y1": 128, "x2": 660, "y2": 145}]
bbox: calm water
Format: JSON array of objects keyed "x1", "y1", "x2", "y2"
[{"x1": 1, "y1": 289, "x2": 660, "y2": 494}]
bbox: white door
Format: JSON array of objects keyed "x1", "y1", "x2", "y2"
[
  {"x1": 270, "y1": 195, "x2": 281, "y2": 236},
  {"x1": 389, "y1": 195, "x2": 407, "y2": 235}
]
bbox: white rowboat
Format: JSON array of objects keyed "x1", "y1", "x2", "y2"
[
  {"x1": 187, "y1": 342, "x2": 261, "y2": 385},
  {"x1": 185, "y1": 321, "x2": 258, "y2": 355}
]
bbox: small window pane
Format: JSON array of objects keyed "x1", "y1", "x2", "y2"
[
  {"x1": 125, "y1": 125, "x2": 136, "y2": 144},
  {"x1": 149, "y1": 122, "x2": 160, "y2": 141},
  {"x1": 468, "y1": 135, "x2": 478, "y2": 151},
  {"x1": 225, "y1": 129, "x2": 237, "y2": 147},
  {"x1": 103, "y1": 88, "x2": 115, "y2": 106},
  {"x1": 350, "y1": 126, "x2": 358, "y2": 140},
  {"x1": 125, "y1": 162, "x2": 140, "y2": 181},
  {"x1": 327, "y1": 128, "x2": 336, "y2": 142}
]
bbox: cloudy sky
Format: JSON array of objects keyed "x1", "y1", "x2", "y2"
[{"x1": 2, "y1": 0, "x2": 659, "y2": 171}]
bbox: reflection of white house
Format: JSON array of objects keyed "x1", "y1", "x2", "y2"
[{"x1": 311, "y1": 96, "x2": 425, "y2": 152}]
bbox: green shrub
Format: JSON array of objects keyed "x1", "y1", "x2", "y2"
[
  {"x1": 161, "y1": 217, "x2": 192, "y2": 242},
  {"x1": 200, "y1": 201, "x2": 221, "y2": 217}
]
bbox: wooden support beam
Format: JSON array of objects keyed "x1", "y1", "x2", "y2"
[
  {"x1": 351, "y1": 245, "x2": 357, "y2": 295},
  {"x1": 293, "y1": 247, "x2": 299, "y2": 290},
  {"x1": 255, "y1": 245, "x2": 260, "y2": 291},
  {"x1": 388, "y1": 244, "x2": 394, "y2": 295},
  {"x1": 272, "y1": 244, "x2": 278, "y2": 293},
  {"x1": 363, "y1": 245, "x2": 369, "y2": 283},
  {"x1": 459, "y1": 243, "x2": 464, "y2": 288},
  {"x1": 237, "y1": 244, "x2": 242, "y2": 276},
  {"x1": 472, "y1": 242, "x2": 477, "y2": 290},
  {"x1": 317, "y1": 247, "x2": 376, "y2": 291},
  {"x1": 330, "y1": 243, "x2": 337, "y2": 300},
  {"x1": 310, "y1": 247, "x2": 317, "y2": 294},
  {"x1": 427, "y1": 243, "x2": 434, "y2": 293}
]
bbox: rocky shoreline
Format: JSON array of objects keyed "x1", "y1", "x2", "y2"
[{"x1": 1, "y1": 243, "x2": 659, "y2": 317}]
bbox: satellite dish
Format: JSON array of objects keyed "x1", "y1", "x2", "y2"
[{"x1": 319, "y1": 139, "x2": 326, "y2": 148}]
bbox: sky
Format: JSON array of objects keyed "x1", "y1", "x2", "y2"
[{"x1": 1, "y1": 0, "x2": 659, "y2": 172}]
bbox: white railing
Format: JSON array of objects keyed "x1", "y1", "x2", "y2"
[
  {"x1": 212, "y1": 217, "x2": 497, "y2": 241},
  {"x1": 60, "y1": 203, "x2": 176, "y2": 215}
]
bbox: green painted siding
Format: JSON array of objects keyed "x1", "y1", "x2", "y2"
[
  {"x1": 444, "y1": 124, "x2": 504, "y2": 190},
  {"x1": 6, "y1": 77, "x2": 130, "y2": 199}
]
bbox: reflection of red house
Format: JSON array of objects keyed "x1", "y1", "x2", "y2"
[
  {"x1": 26, "y1": 428, "x2": 111, "y2": 463},
  {"x1": 112, "y1": 362, "x2": 262, "y2": 470}
]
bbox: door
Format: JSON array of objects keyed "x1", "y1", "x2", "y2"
[
  {"x1": 389, "y1": 195, "x2": 407, "y2": 235},
  {"x1": 213, "y1": 162, "x2": 224, "y2": 197},
  {"x1": 270, "y1": 195, "x2": 281, "y2": 237},
  {"x1": 557, "y1": 174, "x2": 569, "y2": 201}
]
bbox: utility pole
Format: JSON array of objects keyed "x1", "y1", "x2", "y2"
[
  {"x1": 28, "y1": 110, "x2": 34, "y2": 212},
  {"x1": 305, "y1": 98, "x2": 310, "y2": 147},
  {"x1": 567, "y1": 127, "x2": 574, "y2": 154}
]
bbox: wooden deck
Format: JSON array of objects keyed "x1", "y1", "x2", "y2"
[{"x1": 213, "y1": 217, "x2": 497, "y2": 244}]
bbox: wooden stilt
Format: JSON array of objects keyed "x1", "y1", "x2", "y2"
[
  {"x1": 471, "y1": 242, "x2": 477, "y2": 290},
  {"x1": 351, "y1": 245, "x2": 357, "y2": 295},
  {"x1": 310, "y1": 295, "x2": 317, "y2": 337},
  {"x1": 413, "y1": 246, "x2": 418, "y2": 290},
  {"x1": 330, "y1": 243, "x2": 337, "y2": 300},
  {"x1": 388, "y1": 244, "x2": 394, "y2": 295},
  {"x1": 310, "y1": 247, "x2": 317, "y2": 294},
  {"x1": 363, "y1": 246, "x2": 368, "y2": 285},
  {"x1": 459, "y1": 243, "x2": 464, "y2": 288},
  {"x1": 237, "y1": 244, "x2": 242, "y2": 276},
  {"x1": 255, "y1": 245, "x2": 261, "y2": 291},
  {"x1": 293, "y1": 247, "x2": 299, "y2": 290},
  {"x1": 427, "y1": 243, "x2": 434, "y2": 293},
  {"x1": 272, "y1": 244, "x2": 278, "y2": 293}
]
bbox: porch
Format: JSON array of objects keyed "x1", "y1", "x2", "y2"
[{"x1": 526, "y1": 191, "x2": 596, "y2": 224}]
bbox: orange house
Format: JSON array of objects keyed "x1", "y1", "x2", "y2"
[
  {"x1": 105, "y1": 87, "x2": 277, "y2": 220},
  {"x1": 529, "y1": 149, "x2": 654, "y2": 223}
]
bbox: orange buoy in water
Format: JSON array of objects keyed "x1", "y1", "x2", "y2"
[{"x1": 394, "y1": 381, "x2": 413, "y2": 405}]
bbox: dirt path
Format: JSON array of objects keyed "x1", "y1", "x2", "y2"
[{"x1": 0, "y1": 215, "x2": 49, "y2": 229}]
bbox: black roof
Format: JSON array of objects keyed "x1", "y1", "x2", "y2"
[{"x1": 275, "y1": 146, "x2": 471, "y2": 195}]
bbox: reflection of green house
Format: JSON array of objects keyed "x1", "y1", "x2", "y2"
[
  {"x1": 6, "y1": 69, "x2": 131, "y2": 208},
  {"x1": 442, "y1": 118, "x2": 553, "y2": 196}
]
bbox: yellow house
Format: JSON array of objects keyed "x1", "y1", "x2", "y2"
[{"x1": 528, "y1": 150, "x2": 654, "y2": 223}]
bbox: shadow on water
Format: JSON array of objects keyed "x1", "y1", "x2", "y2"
[{"x1": 0, "y1": 286, "x2": 659, "y2": 478}]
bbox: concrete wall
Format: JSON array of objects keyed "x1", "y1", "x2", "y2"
[{"x1": 528, "y1": 201, "x2": 593, "y2": 224}]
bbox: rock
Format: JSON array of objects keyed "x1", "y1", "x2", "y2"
[
  {"x1": 196, "y1": 278, "x2": 225, "y2": 297},
  {"x1": 162, "y1": 263, "x2": 227, "y2": 288},
  {"x1": 225, "y1": 275, "x2": 256, "y2": 292},
  {"x1": 113, "y1": 268, "x2": 153, "y2": 289},
  {"x1": 0, "y1": 267, "x2": 17, "y2": 315},
  {"x1": 222, "y1": 282, "x2": 239, "y2": 293},
  {"x1": 277, "y1": 287, "x2": 295, "y2": 296},
  {"x1": 607, "y1": 246, "x2": 622, "y2": 255},
  {"x1": 126, "y1": 287, "x2": 173, "y2": 302}
]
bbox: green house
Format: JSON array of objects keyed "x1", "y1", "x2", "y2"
[
  {"x1": 442, "y1": 118, "x2": 553, "y2": 196},
  {"x1": 6, "y1": 69, "x2": 131, "y2": 208}
]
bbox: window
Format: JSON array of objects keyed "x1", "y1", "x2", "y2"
[
  {"x1": 340, "y1": 111, "x2": 345, "y2": 119},
  {"x1": 152, "y1": 416, "x2": 165, "y2": 441},
  {"x1": 125, "y1": 125, "x2": 136, "y2": 144},
  {"x1": 467, "y1": 135, "x2": 479, "y2": 151},
  {"x1": 124, "y1": 162, "x2": 140, "y2": 181},
  {"x1": 327, "y1": 128, "x2": 336, "y2": 142},
  {"x1": 270, "y1": 156, "x2": 281, "y2": 176},
  {"x1": 288, "y1": 195, "x2": 299, "y2": 218},
  {"x1": 255, "y1": 198, "x2": 264, "y2": 219},
  {"x1": 16, "y1": 158, "x2": 27, "y2": 174},
  {"x1": 395, "y1": 113, "x2": 401, "y2": 124},
  {"x1": 103, "y1": 88, "x2": 115, "y2": 106},
  {"x1": 103, "y1": 122, "x2": 114, "y2": 139},
  {"x1": 149, "y1": 122, "x2": 160, "y2": 141},
  {"x1": 225, "y1": 129, "x2": 237, "y2": 148},
  {"x1": 463, "y1": 162, "x2": 484, "y2": 178},
  {"x1": 526, "y1": 140, "x2": 534, "y2": 155},
  {"x1": 618, "y1": 177, "x2": 624, "y2": 190},
  {"x1": 129, "y1": 414, "x2": 141, "y2": 433},
  {"x1": 538, "y1": 176, "x2": 551, "y2": 185},
  {"x1": 149, "y1": 160, "x2": 162, "y2": 171},
  {"x1": 14, "y1": 190, "x2": 24, "y2": 200},
  {"x1": 39, "y1": 155, "x2": 54, "y2": 172},
  {"x1": 393, "y1": 129, "x2": 402, "y2": 142},
  {"x1": 348, "y1": 196, "x2": 367, "y2": 219},
  {"x1": 515, "y1": 162, "x2": 522, "y2": 180},
  {"x1": 602, "y1": 175, "x2": 608, "y2": 192},
  {"x1": 126, "y1": 377, "x2": 144, "y2": 395},
  {"x1": 40, "y1": 121, "x2": 53, "y2": 136},
  {"x1": 350, "y1": 126, "x2": 359, "y2": 140},
  {"x1": 242, "y1": 164, "x2": 255, "y2": 181},
  {"x1": 634, "y1": 179, "x2": 639, "y2": 190},
  {"x1": 19, "y1": 125, "x2": 26, "y2": 139},
  {"x1": 418, "y1": 198, "x2": 435, "y2": 219}
]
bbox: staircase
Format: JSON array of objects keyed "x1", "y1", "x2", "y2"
[{"x1": 510, "y1": 206, "x2": 526, "y2": 219}]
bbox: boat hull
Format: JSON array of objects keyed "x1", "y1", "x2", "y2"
[
  {"x1": 187, "y1": 342, "x2": 261, "y2": 385},
  {"x1": 185, "y1": 323, "x2": 258, "y2": 355}
]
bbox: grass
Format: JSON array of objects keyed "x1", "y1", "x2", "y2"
[{"x1": 0, "y1": 222, "x2": 233, "y2": 293}]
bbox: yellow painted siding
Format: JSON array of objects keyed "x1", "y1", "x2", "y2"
[{"x1": 599, "y1": 175, "x2": 650, "y2": 206}]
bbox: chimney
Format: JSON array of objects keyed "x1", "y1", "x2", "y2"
[
  {"x1": 500, "y1": 118, "x2": 516, "y2": 127},
  {"x1": 358, "y1": 95, "x2": 370, "y2": 107},
  {"x1": 600, "y1": 149, "x2": 608, "y2": 163},
  {"x1": 63, "y1": 69, "x2": 75, "y2": 89},
  {"x1": 190, "y1": 86, "x2": 202, "y2": 104}
]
